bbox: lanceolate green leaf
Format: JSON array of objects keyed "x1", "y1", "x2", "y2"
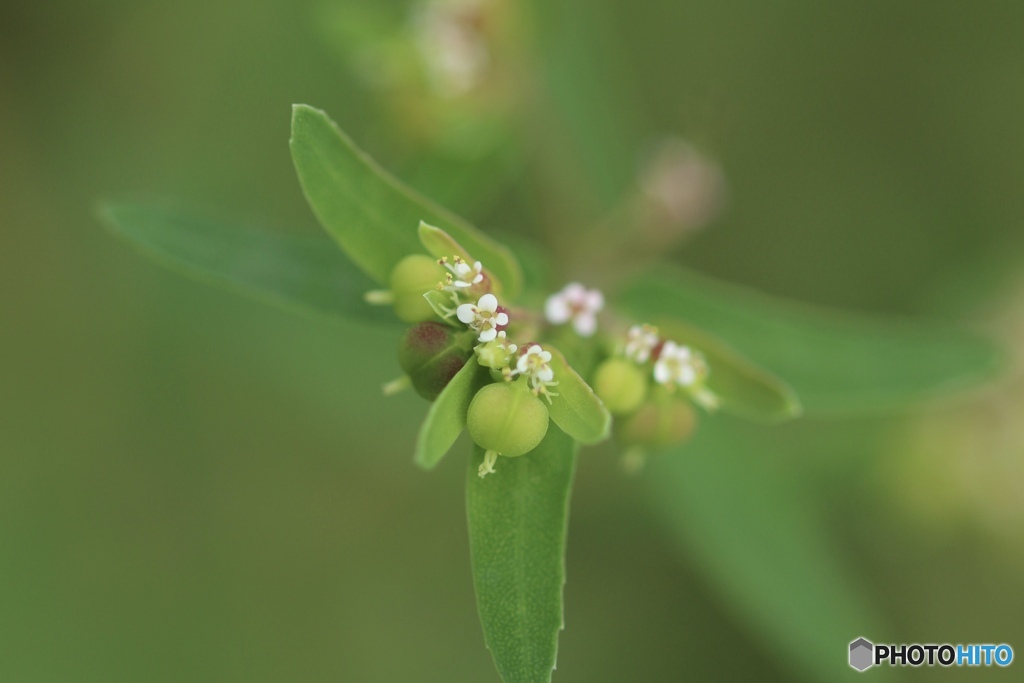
[
  {"x1": 545, "y1": 345, "x2": 612, "y2": 444},
  {"x1": 619, "y1": 268, "x2": 1002, "y2": 414},
  {"x1": 652, "y1": 319, "x2": 801, "y2": 423},
  {"x1": 467, "y1": 426, "x2": 577, "y2": 683},
  {"x1": 415, "y1": 362, "x2": 486, "y2": 470},
  {"x1": 290, "y1": 105, "x2": 523, "y2": 298},
  {"x1": 99, "y1": 202, "x2": 396, "y2": 325},
  {"x1": 649, "y1": 418, "x2": 898, "y2": 682}
]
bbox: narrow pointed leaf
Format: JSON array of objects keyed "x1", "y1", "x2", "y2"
[
  {"x1": 544, "y1": 345, "x2": 611, "y2": 444},
  {"x1": 290, "y1": 105, "x2": 523, "y2": 298},
  {"x1": 99, "y1": 202, "x2": 396, "y2": 325},
  {"x1": 651, "y1": 319, "x2": 800, "y2": 422},
  {"x1": 415, "y1": 361, "x2": 486, "y2": 470},
  {"x1": 467, "y1": 426, "x2": 577, "y2": 683},
  {"x1": 619, "y1": 267, "x2": 1002, "y2": 414}
]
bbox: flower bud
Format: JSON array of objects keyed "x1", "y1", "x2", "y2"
[
  {"x1": 615, "y1": 386, "x2": 697, "y2": 449},
  {"x1": 474, "y1": 334, "x2": 516, "y2": 369},
  {"x1": 592, "y1": 358, "x2": 648, "y2": 415},
  {"x1": 398, "y1": 322, "x2": 472, "y2": 400},
  {"x1": 389, "y1": 254, "x2": 445, "y2": 323},
  {"x1": 467, "y1": 381, "x2": 549, "y2": 457}
]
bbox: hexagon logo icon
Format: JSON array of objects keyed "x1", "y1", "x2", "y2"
[{"x1": 849, "y1": 637, "x2": 874, "y2": 671}]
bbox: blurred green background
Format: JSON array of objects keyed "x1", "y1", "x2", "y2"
[{"x1": 3, "y1": 0, "x2": 1024, "y2": 680}]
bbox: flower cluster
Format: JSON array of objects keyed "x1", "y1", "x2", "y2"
[
  {"x1": 383, "y1": 233, "x2": 717, "y2": 476},
  {"x1": 622, "y1": 324, "x2": 717, "y2": 410},
  {"x1": 625, "y1": 324, "x2": 659, "y2": 363},
  {"x1": 621, "y1": 325, "x2": 706, "y2": 389},
  {"x1": 440, "y1": 255, "x2": 484, "y2": 290},
  {"x1": 585, "y1": 324, "x2": 717, "y2": 465},
  {"x1": 653, "y1": 340, "x2": 706, "y2": 390},
  {"x1": 443, "y1": 259, "x2": 560, "y2": 406},
  {"x1": 545, "y1": 283, "x2": 604, "y2": 337}
]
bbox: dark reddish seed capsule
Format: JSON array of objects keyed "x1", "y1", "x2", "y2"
[{"x1": 398, "y1": 322, "x2": 471, "y2": 400}]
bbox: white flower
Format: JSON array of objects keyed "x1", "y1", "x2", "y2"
[
  {"x1": 625, "y1": 324, "x2": 660, "y2": 363},
  {"x1": 510, "y1": 344, "x2": 558, "y2": 402},
  {"x1": 456, "y1": 293, "x2": 508, "y2": 342},
  {"x1": 653, "y1": 341, "x2": 707, "y2": 389},
  {"x1": 441, "y1": 255, "x2": 484, "y2": 289},
  {"x1": 515, "y1": 345, "x2": 554, "y2": 385},
  {"x1": 544, "y1": 283, "x2": 604, "y2": 337}
]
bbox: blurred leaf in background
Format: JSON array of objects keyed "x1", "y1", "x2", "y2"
[{"x1": 4, "y1": 0, "x2": 1024, "y2": 681}]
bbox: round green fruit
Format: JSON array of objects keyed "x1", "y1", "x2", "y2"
[
  {"x1": 615, "y1": 386, "x2": 697, "y2": 449},
  {"x1": 467, "y1": 382, "x2": 549, "y2": 457},
  {"x1": 593, "y1": 358, "x2": 649, "y2": 415},
  {"x1": 389, "y1": 254, "x2": 444, "y2": 323}
]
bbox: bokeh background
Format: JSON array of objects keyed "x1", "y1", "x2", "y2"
[{"x1": 3, "y1": 0, "x2": 1024, "y2": 680}]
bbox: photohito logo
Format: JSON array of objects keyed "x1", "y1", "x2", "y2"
[{"x1": 849, "y1": 637, "x2": 1013, "y2": 671}]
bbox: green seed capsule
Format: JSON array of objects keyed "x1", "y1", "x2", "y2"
[
  {"x1": 615, "y1": 385, "x2": 697, "y2": 449},
  {"x1": 467, "y1": 381, "x2": 549, "y2": 457},
  {"x1": 593, "y1": 358, "x2": 649, "y2": 415},
  {"x1": 389, "y1": 254, "x2": 444, "y2": 323},
  {"x1": 398, "y1": 322, "x2": 472, "y2": 400}
]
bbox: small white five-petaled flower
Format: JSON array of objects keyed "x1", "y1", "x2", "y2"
[
  {"x1": 441, "y1": 255, "x2": 484, "y2": 289},
  {"x1": 625, "y1": 324, "x2": 660, "y2": 363},
  {"x1": 544, "y1": 283, "x2": 604, "y2": 337},
  {"x1": 457, "y1": 293, "x2": 508, "y2": 342},
  {"x1": 653, "y1": 341, "x2": 705, "y2": 389}
]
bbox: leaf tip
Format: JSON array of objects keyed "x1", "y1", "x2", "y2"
[
  {"x1": 412, "y1": 452, "x2": 436, "y2": 471},
  {"x1": 782, "y1": 391, "x2": 804, "y2": 420},
  {"x1": 290, "y1": 102, "x2": 322, "y2": 120},
  {"x1": 417, "y1": 220, "x2": 439, "y2": 237},
  {"x1": 95, "y1": 201, "x2": 141, "y2": 243},
  {"x1": 94, "y1": 200, "x2": 119, "y2": 230},
  {"x1": 289, "y1": 104, "x2": 332, "y2": 148}
]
